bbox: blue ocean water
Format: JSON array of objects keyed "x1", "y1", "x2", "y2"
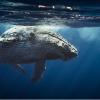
[
  {"x1": 0, "y1": 24, "x2": 100, "y2": 99},
  {"x1": 0, "y1": 0, "x2": 100, "y2": 98}
]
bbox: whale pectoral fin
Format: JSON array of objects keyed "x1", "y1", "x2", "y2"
[
  {"x1": 32, "y1": 60, "x2": 46, "y2": 82},
  {"x1": 15, "y1": 64, "x2": 26, "y2": 74}
]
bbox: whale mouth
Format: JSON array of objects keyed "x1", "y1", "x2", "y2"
[
  {"x1": 59, "y1": 47, "x2": 78, "y2": 61},
  {"x1": 45, "y1": 50, "x2": 78, "y2": 61},
  {"x1": 64, "y1": 51, "x2": 78, "y2": 60}
]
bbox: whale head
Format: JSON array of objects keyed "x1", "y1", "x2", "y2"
[
  {"x1": 57, "y1": 40, "x2": 78, "y2": 60},
  {"x1": 50, "y1": 37, "x2": 78, "y2": 61},
  {"x1": 35, "y1": 29, "x2": 78, "y2": 61}
]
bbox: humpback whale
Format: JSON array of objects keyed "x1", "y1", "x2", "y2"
[{"x1": 0, "y1": 26, "x2": 78, "y2": 81}]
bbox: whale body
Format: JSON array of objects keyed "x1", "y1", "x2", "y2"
[{"x1": 0, "y1": 26, "x2": 78, "y2": 81}]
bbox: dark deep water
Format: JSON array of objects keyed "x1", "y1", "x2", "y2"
[{"x1": 0, "y1": 0, "x2": 100, "y2": 99}]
